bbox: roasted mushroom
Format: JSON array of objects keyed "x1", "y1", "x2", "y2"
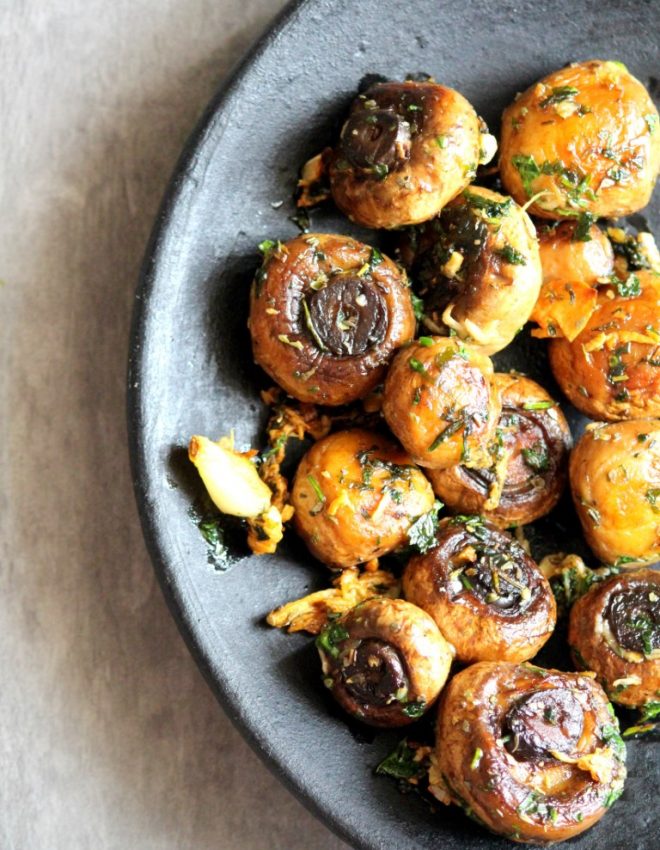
[
  {"x1": 500, "y1": 60, "x2": 660, "y2": 219},
  {"x1": 316, "y1": 597, "x2": 453, "y2": 727},
  {"x1": 397, "y1": 186, "x2": 542, "y2": 353},
  {"x1": 403, "y1": 516, "x2": 556, "y2": 663},
  {"x1": 569, "y1": 569, "x2": 660, "y2": 709},
  {"x1": 432, "y1": 662, "x2": 627, "y2": 843},
  {"x1": 428, "y1": 374, "x2": 571, "y2": 527},
  {"x1": 291, "y1": 429, "x2": 435, "y2": 568},
  {"x1": 570, "y1": 420, "x2": 660, "y2": 566},
  {"x1": 249, "y1": 234, "x2": 415, "y2": 406},
  {"x1": 328, "y1": 80, "x2": 496, "y2": 229},
  {"x1": 549, "y1": 270, "x2": 660, "y2": 420},
  {"x1": 382, "y1": 337, "x2": 500, "y2": 470},
  {"x1": 538, "y1": 220, "x2": 614, "y2": 285}
]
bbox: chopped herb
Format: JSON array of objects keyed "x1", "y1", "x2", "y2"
[
  {"x1": 614, "y1": 555, "x2": 636, "y2": 566},
  {"x1": 375, "y1": 739, "x2": 427, "y2": 781},
  {"x1": 646, "y1": 488, "x2": 660, "y2": 512},
  {"x1": 315, "y1": 621, "x2": 349, "y2": 658},
  {"x1": 408, "y1": 357, "x2": 427, "y2": 374},
  {"x1": 436, "y1": 134, "x2": 449, "y2": 149},
  {"x1": 512, "y1": 154, "x2": 541, "y2": 197},
  {"x1": 601, "y1": 723, "x2": 626, "y2": 762},
  {"x1": 418, "y1": 336, "x2": 434, "y2": 347},
  {"x1": 407, "y1": 500, "x2": 443, "y2": 554},
  {"x1": 307, "y1": 474, "x2": 326, "y2": 505},
  {"x1": 639, "y1": 701, "x2": 660, "y2": 722},
  {"x1": 645, "y1": 113, "x2": 659, "y2": 134},
  {"x1": 609, "y1": 232, "x2": 651, "y2": 270},
  {"x1": 603, "y1": 786, "x2": 625, "y2": 808},
  {"x1": 574, "y1": 212, "x2": 595, "y2": 242},
  {"x1": 411, "y1": 292, "x2": 425, "y2": 321},
  {"x1": 470, "y1": 747, "x2": 483, "y2": 770},
  {"x1": 522, "y1": 400, "x2": 555, "y2": 410},
  {"x1": 429, "y1": 417, "x2": 465, "y2": 450},
  {"x1": 615, "y1": 273, "x2": 641, "y2": 297},
  {"x1": 372, "y1": 162, "x2": 389, "y2": 180},
  {"x1": 539, "y1": 85, "x2": 579, "y2": 108},
  {"x1": 521, "y1": 442, "x2": 549, "y2": 473},
  {"x1": 460, "y1": 573, "x2": 474, "y2": 591},
  {"x1": 496, "y1": 244, "x2": 527, "y2": 265},
  {"x1": 463, "y1": 190, "x2": 512, "y2": 221},
  {"x1": 402, "y1": 700, "x2": 427, "y2": 719},
  {"x1": 412, "y1": 387, "x2": 422, "y2": 405},
  {"x1": 369, "y1": 247, "x2": 383, "y2": 269},
  {"x1": 258, "y1": 239, "x2": 276, "y2": 254}
]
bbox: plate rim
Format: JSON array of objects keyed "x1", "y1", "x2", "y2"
[{"x1": 126, "y1": 0, "x2": 365, "y2": 847}]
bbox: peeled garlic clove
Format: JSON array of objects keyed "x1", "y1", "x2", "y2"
[{"x1": 189, "y1": 435, "x2": 272, "y2": 517}]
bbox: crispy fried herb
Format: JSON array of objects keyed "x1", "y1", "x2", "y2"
[
  {"x1": 315, "y1": 621, "x2": 349, "y2": 658},
  {"x1": 496, "y1": 244, "x2": 527, "y2": 265},
  {"x1": 407, "y1": 500, "x2": 443, "y2": 554}
]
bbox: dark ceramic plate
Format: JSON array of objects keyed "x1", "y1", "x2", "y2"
[{"x1": 128, "y1": 1, "x2": 659, "y2": 847}]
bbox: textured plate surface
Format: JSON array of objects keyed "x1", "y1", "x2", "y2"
[{"x1": 128, "y1": 1, "x2": 659, "y2": 847}]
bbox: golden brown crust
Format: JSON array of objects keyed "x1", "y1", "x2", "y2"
[
  {"x1": 402, "y1": 517, "x2": 556, "y2": 663},
  {"x1": 329, "y1": 81, "x2": 484, "y2": 229},
  {"x1": 434, "y1": 662, "x2": 627, "y2": 844},
  {"x1": 317, "y1": 597, "x2": 453, "y2": 727},
  {"x1": 549, "y1": 270, "x2": 660, "y2": 420},
  {"x1": 537, "y1": 221, "x2": 613, "y2": 286},
  {"x1": 249, "y1": 234, "x2": 415, "y2": 406},
  {"x1": 428, "y1": 374, "x2": 571, "y2": 527},
  {"x1": 291, "y1": 429, "x2": 434, "y2": 568},
  {"x1": 500, "y1": 60, "x2": 660, "y2": 220},
  {"x1": 569, "y1": 569, "x2": 660, "y2": 708},
  {"x1": 397, "y1": 187, "x2": 542, "y2": 354},
  {"x1": 382, "y1": 337, "x2": 499, "y2": 469},
  {"x1": 569, "y1": 421, "x2": 660, "y2": 565}
]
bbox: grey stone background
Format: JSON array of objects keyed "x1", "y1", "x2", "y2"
[{"x1": 0, "y1": 1, "x2": 349, "y2": 847}]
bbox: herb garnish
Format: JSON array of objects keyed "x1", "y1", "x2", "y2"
[
  {"x1": 522, "y1": 400, "x2": 555, "y2": 410},
  {"x1": 539, "y1": 85, "x2": 579, "y2": 108},
  {"x1": 375, "y1": 739, "x2": 427, "y2": 781},
  {"x1": 463, "y1": 190, "x2": 512, "y2": 221},
  {"x1": 315, "y1": 621, "x2": 349, "y2": 658},
  {"x1": 521, "y1": 442, "x2": 549, "y2": 473},
  {"x1": 496, "y1": 245, "x2": 527, "y2": 265},
  {"x1": 407, "y1": 500, "x2": 443, "y2": 554},
  {"x1": 574, "y1": 211, "x2": 594, "y2": 242},
  {"x1": 614, "y1": 273, "x2": 641, "y2": 297}
]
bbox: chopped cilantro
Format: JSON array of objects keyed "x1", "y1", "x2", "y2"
[
  {"x1": 615, "y1": 273, "x2": 641, "y2": 297},
  {"x1": 574, "y1": 212, "x2": 595, "y2": 242}
]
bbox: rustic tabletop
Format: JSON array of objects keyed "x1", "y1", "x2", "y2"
[{"x1": 0, "y1": 1, "x2": 349, "y2": 847}]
